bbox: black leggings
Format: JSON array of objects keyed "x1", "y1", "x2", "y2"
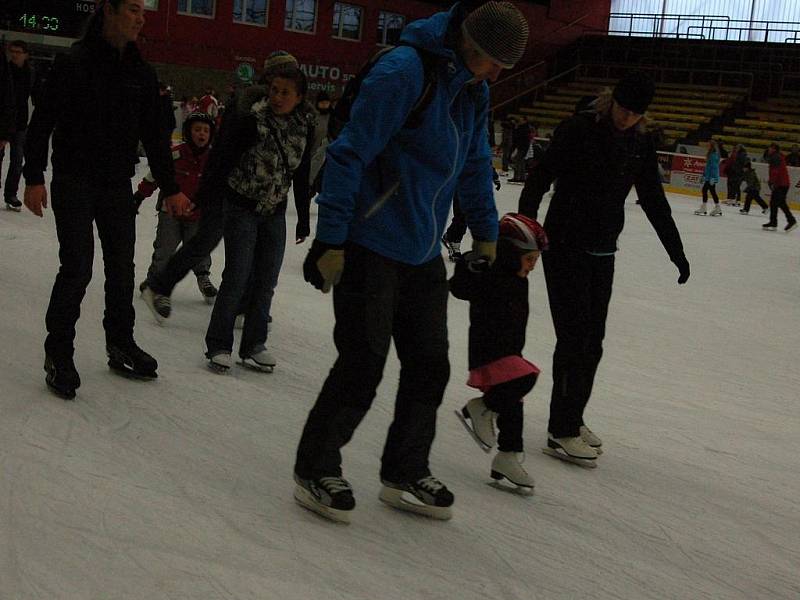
[
  {"x1": 702, "y1": 182, "x2": 719, "y2": 204},
  {"x1": 483, "y1": 373, "x2": 537, "y2": 452}
]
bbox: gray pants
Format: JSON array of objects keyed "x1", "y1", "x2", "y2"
[{"x1": 146, "y1": 211, "x2": 211, "y2": 282}]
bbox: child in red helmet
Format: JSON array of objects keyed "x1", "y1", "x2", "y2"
[
  {"x1": 450, "y1": 213, "x2": 548, "y2": 494},
  {"x1": 136, "y1": 112, "x2": 218, "y2": 308}
]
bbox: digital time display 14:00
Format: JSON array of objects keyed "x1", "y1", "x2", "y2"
[{"x1": 18, "y1": 13, "x2": 62, "y2": 33}]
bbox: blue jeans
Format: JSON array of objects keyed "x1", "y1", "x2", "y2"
[{"x1": 205, "y1": 199, "x2": 286, "y2": 358}]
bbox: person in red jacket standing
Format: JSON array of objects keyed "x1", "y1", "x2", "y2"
[
  {"x1": 136, "y1": 112, "x2": 218, "y2": 303},
  {"x1": 763, "y1": 143, "x2": 797, "y2": 232}
]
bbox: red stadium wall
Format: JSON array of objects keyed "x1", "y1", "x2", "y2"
[{"x1": 138, "y1": 0, "x2": 610, "y2": 94}]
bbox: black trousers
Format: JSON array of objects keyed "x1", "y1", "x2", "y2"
[
  {"x1": 483, "y1": 373, "x2": 537, "y2": 452},
  {"x1": 702, "y1": 182, "x2": 719, "y2": 204},
  {"x1": 543, "y1": 248, "x2": 614, "y2": 438},
  {"x1": 768, "y1": 186, "x2": 796, "y2": 226},
  {"x1": 726, "y1": 176, "x2": 742, "y2": 201},
  {"x1": 45, "y1": 175, "x2": 137, "y2": 359},
  {"x1": 295, "y1": 244, "x2": 450, "y2": 483},
  {"x1": 743, "y1": 189, "x2": 768, "y2": 212},
  {"x1": 149, "y1": 199, "x2": 224, "y2": 296},
  {"x1": 443, "y1": 195, "x2": 467, "y2": 245}
]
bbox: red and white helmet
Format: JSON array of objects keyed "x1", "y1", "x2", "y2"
[{"x1": 498, "y1": 213, "x2": 548, "y2": 251}]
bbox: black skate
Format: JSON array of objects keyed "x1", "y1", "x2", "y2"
[
  {"x1": 441, "y1": 235, "x2": 461, "y2": 262},
  {"x1": 107, "y1": 342, "x2": 158, "y2": 380},
  {"x1": 379, "y1": 475, "x2": 454, "y2": 520},
  {"x1": 196, "y1": 273, "x2": 218, "y2": 305},
  {"x1": 141, "y1": 286, "x2": 171, "y2": 324},
  {"x1": 293, "y1": 474, "x2": 355, "y2": 524},
  {"x1": 44, "y1": 355, "x2": 80, "y2": 400},
  {"x1": 5, "y1": 197, "x2": 22, "y2": 212}
]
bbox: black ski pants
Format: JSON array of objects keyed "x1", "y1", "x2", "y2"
[
  {"x1": 45, "y1": 174, "x2": 137, "y2": 359},
  {"x1": 543, "y1": 248, "x2": 614, "y2": 438},
  {"x1": 743, "y1": 189, "x2": 768, "y2": 212},
  {"x1": 483, "y1": 373, "x2": 537, "y2": 452},
  {"x1": 295, "y1": 244, "x2": 450, "y2": 483},
  {"x1": 149, "y1": 199, "x2": 224, "y2": 297},
  {"x1": 768, "y1": 185, "x2": 796, "y2": 226}
]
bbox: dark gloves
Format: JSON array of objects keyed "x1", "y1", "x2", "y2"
[
  {"x1": 303, "y1": 239, "x2": 345, "y2": 293},
  {"x1": 295, "y1": 221, "x2": 310, "y2": 243},
  {"x1": 133, "y1": 191, "x2": 146, "y2": 213},
  {"x1": 674, "y1": 256, "x2": 690, "y2": 285}
]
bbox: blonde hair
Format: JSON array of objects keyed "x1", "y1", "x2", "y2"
[{"x1": 595, "y1": 89, "x2": 649, "y2": 134}]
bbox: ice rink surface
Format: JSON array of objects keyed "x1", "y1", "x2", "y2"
[{"x1": 1, "y1": 162, "x2": 798, "y2": 600}]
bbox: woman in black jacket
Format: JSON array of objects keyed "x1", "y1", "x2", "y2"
[
  {"x1": 518, "y1": 71, "x2": 690, "y2": 464},
  {"x1": 22, "y1": 0, "x2": 190, "y2": 399}
]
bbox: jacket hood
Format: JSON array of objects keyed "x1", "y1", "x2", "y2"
[{"x1": 399, "y1": 3, "x2": 465, "y2": 62}]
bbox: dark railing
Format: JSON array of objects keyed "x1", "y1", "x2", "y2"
[{"x1": 608, "y1": 13, "x2": 800, "y2": 44}]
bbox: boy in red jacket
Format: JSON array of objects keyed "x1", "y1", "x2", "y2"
[
  {"x1": 763, "y1": 143, "x2": 798, "y2": 232},
  {"x1": 136, "y1": 112, "x2": 219, "y2": 303}
]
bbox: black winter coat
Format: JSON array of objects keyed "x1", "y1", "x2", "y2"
[
  {"x1": 518, "y1": 109, "x2": 686, "y2": 265},
  {"x1": 9, "y1": 62, "x2": 34, "y2": 131},
  {"x1": 0, "y1": 58, "x2": 14, "y2": 141},
  {"x1": 23, "y1": 33, "x2": 178, "y2": 194},
  {"x1": 450, "y1": 258, "x2": 529, "y2": 370}
]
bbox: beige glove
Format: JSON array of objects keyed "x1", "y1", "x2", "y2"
[
  {"x1": 472, "y1": 240, "x2": 497, "y2": 264},
  {"x1": 317, "y1": 249, "x2": 345, "y2": 293}
]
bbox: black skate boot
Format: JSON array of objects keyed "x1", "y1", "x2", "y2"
[
  {"x1": 5, "y1": 197, "x2": 22, "y2": 212},
  {"x1": 293, "y1": 474, "x2": 355, "y2": 523},
  {"x1": 379, "y1": 475, "x2": 454, "y2": 520},
  {"x1": 44, "y1": 354, "x2": 81, "y2": 400},
  {"x1": 196, "y1": 273, "x2": 218, "y2": 305},
  {"x1": 107, "y1": 341, "x2": 158, "y2": 380},
  {"x1": 441, "y1": 235, "x2": 461, "y2": 262}
]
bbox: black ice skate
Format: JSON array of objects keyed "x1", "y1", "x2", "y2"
[
  {"x1": 5, "y1": 197, "x2": 22, "y2": 212},
  {"x1": 196, "y1": 273, "x2": 218, "y2": 305},
  {"x1": 441, "y1": 235, "x2": 461, "y2": 262},
  {"x1": 141, "y1": 286, "x2": 171, "y2": 324},
  {"x1": 293, "y1": 474, "x2": 355, "y2": 524},
  {"x1": 44, "y1": 355, "x2": 80, "y2": 400},
  {"x1": 379, "y1": 475, "x2": 454, "y2": 520},
  {"x1": 107, "y1": 342, "x2": 158, "y2": 380}
]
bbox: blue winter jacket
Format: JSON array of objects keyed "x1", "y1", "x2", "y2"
[
  {"x1": 704, "y1": 150, "x2": 720, "y2": 184},
  {"x1": 314, "y1": 4, "x2": 498, "y2": 265}
]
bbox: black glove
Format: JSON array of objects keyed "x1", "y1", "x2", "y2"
[
  {"x1": 303, "y1": 239, "x2": 345, "y2": 293},
  {"x1": 674, "y1": 256, "x2": 690, "y2": 285},
  {"x1": 133, "y1": 191, "x2": 146, "y2": 213},
  {"x1": 295, "y1": 221, "x2": 310, "y2": 243}
]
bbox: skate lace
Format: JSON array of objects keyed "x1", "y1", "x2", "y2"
[
  {"x1": 416, "y1": 476, "x2": 444, "y2": 493},
  {"x1": 319, "y1": 477, "x2": 352, "y2": 495}
]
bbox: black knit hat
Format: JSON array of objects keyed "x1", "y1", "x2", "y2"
[
  {"x1": 461, "y1": 1, "x2": 530, "y2": 69},
  {"x1": 613, "y1": 71, "x2": 655, "y2": 115}
]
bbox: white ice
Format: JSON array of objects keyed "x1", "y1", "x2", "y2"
[{"x1": 1, "y1": 161, "x2": 799, "y2": 600}]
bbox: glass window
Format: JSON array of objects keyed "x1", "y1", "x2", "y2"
[
  {"x1": 234, "y1": 0, "x2": 268, "y2": 25},
  {"x1": 285, "y1": 0, "x2": 316, "y2": 33},
  {"x1": 178, "y1": 0, "x2": 215, "y2": 17},
  {"x1": 332, "y1": 2, "x2": 362, "y2": 41},
  {"x1": 377, "y1": 11, "x2": 405, "y2": 46},
  {"x1": 144, "y1": 0, "x2": 158, "y2": 9}
]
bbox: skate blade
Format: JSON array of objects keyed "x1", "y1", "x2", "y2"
[
  {"x1": 239, "y1": 358, "x2": 275, "y2": 373},
  {"x1": 541, "y1": 447, "x2": 597, "y2": 469},
  {"x1": 6, "y1": 205, "x2": 22, "y2": 212},
  {"x1": 454, "y1": 410, "x2": 492, "y2": 453},
  {"x1": 46, "y1": 381, "x2": 76, "y2": 401},
  {"x1": 207, "y1": 361, "x2": 230, "y2": 374},
  {"x1": 293, "y1": 485, "x2": 351, "y2": 524},
  {"x1": 108, "y1": 362, "x2": 157, "y2": 380},
  {"x1": 378, "y1": 486, "x2": 452, "y2": 520},
  {"x1": 487, "y1": 478, "x2": 534, "y2": 496}
]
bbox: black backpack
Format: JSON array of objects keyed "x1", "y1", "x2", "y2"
[{"x1": 327, "y1": 43, "x2": 441, "y2": 141}]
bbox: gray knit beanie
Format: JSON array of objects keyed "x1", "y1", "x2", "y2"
[{"x1": 461, "y1": 2, "x2": 529, "y2": 69}]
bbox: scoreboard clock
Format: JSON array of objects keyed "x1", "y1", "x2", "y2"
[{"x1": 1, "y1": 0, "x2": 96, "y2": 40}]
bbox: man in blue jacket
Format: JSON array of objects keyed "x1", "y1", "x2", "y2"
[{"x1": 294, "y1": 1, "x2": 529, "y2": 523}]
